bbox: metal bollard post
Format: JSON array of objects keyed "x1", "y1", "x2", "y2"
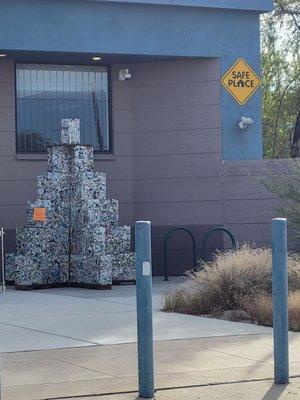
[
  {"x1": 135, "y1": 221, "x2": 155, "y2": 399},
  {"x1": 0, "y1": 353, "x2": 2, "y2": 400},
  {"x1": 272, "y1": 218, "x2": 289, "y2": 384},
  {"x1": 1, "y1": 228, "x2": 5, "y2": 294},
  {"x1": 0, "y1": 228, "x2": 5, "y2": 399}
]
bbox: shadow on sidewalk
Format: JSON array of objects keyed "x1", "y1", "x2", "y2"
[{"x1": 261, "y1": 383, "x2": 288, "y2": 400}]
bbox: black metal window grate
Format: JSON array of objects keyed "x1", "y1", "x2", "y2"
[{"x1": 16, "y1": 64, "x2": 110, "y2": 153}]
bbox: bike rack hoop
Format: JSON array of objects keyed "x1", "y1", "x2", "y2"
[
  {"x1": 163, "y1": 226, "x2": 197, "y2": 281},
  {"x1": 202, "y1": 227, "x2": 236, "y2": 262}
]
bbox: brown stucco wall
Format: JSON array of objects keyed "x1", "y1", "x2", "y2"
[
  {"x1": 222, "y1": 159, "x2": 290, "y2": 249},
  {"x1": 126, "y1": 59, "x2": 223, "y2": 273},
  {"x1": 0, "y1": 59, "x2": 289, "y2": 276}
]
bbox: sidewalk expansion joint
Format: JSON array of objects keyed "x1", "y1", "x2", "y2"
[
  {"x1": 58, "y1": 358, "x2": 118, "y2": 378},
  {"x1": 40, "y1": 374, "x2": 300, "y2": 400},
  {"x1": 0, "y1": 321, "x2": 99, "y2": 347}
]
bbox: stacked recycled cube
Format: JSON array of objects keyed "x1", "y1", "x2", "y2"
[{"x1": 5, "y1": 119, "x2": 135, "y2": 290}]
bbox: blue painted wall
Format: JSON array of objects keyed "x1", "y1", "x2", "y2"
[{"x1": 0, "y1": 0, "x2": 267, "y2": 160}]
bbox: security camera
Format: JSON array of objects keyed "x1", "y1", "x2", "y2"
[
  {"x1": 119, "y1": 68, "x2": 132, "y2": 81},
  {"x1": 239, "y1": 116, "x2": 254, "y2": 130}
]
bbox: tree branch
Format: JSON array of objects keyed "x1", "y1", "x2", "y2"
[
  {"x1": 275, "y1": 0, "x2": 300, "y2": 32},
  {"x1": 275, "y1": 0, "x2": 300, "y2": 16}
]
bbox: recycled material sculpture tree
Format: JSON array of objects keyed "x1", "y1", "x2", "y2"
[{"x1": 5, "y1": 119, "x2": 135, "y2": 290}]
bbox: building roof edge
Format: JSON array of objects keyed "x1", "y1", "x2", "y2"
[{"x1": 78, "y1": 0, "x2": 273, "y2": 13}]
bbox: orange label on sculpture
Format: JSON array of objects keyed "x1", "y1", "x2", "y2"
[{"x1": 33, "y1": 207, "x2": 46, "y2": 222}]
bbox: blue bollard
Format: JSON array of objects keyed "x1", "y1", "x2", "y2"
[
  {"x1": 135, "y1": 221, "x2": 155, "y2": 399},
  {"x1": 272, "y1": 218, "x2": 289, "y2": 384}
]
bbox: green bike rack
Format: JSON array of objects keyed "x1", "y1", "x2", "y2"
[
  {"x1": 202, "y1": 227, "x2": 236, "y2": 262},
  {"x1": 163, "y1": 227, "x2": 197, "y2": 281}
]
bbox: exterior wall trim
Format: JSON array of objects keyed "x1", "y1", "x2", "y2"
[{"x1": 73, "y1": 0, "x2": 273, "y2": 12}]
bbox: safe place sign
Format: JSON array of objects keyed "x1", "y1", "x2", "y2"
[{"x1": 221, "y1": 58, "x2": 261, "y2": 105}]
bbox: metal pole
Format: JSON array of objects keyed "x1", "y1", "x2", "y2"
[
  {"x1": 1, "y1": 228, "x2": 5, "y2": 293},
  {"x1": 135, "y1": 221, "x2": 155, "y2": 399},
  {"x1": 0, "y1": 352, "x2": 2, "y2": 400},
  {"x1": 272, "y1": 218, "x2": 289, "y2": 384},
  {"x1": 0, "y1": 228, "x2": 4, "y2": 400}
]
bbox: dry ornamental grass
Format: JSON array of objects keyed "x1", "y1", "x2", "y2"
[{"x1": 163, "y1": 245, "x2": 300, "y2": 331}]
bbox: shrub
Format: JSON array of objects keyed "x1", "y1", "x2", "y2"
[
  {"x1": 262, "y1": 159, "x2": 300, "y2": 241},
  {"x1": 241, "y1": 293, "x2": 273, "y2": 327},
  {"x1": 241, "y1": 291, "x2": 300, "y2": 331},
  {"x1": 163, "y1": 245, "x2": 300, "y2": 331},
  {"x1": 289, "y1": 292, "x2": 300, "y2": 331}
]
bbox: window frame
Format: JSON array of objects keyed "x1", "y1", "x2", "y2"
[{"x1": 14, "y1": 61, "x2": 113, "y2": 154}]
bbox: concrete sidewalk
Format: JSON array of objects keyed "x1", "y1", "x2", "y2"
[
  {"x1": 68, "y1": 378, "x2": 300, "y2": 400},
  {"x1": 2, "y1": 333, "x2": 300, "y2": 400},
  {"x1": 1, "y1": 280, "x2": 297, "y2": 400},
  {"x1": 0, "y1": 279, "x2": 272, "y2": 352}
]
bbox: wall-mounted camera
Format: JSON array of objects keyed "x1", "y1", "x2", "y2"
[
  {"x1": 119, "y1": 68, "x2": 132, "y2": 81},
  {"x1": 239, "y1": 116, "x2": 254, "y2": 130}
]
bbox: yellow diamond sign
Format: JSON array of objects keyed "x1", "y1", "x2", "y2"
[{"x1": 221, "y1": 58, "x2": 261, "y2": 105}]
